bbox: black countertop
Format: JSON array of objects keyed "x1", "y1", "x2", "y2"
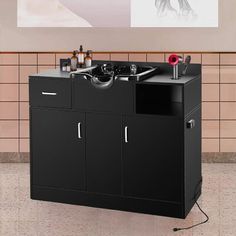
[{"x1": 31, "y1": 68, "x2": 200, "y2": 86}]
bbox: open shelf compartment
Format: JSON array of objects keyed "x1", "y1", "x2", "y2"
[{"x1": 136, "y1": 84, "x2": 183, "y2": 116}]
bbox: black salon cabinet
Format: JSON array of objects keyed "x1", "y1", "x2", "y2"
[{"x1": 30, "y1": 62, "x2": 201, "y2": 219}]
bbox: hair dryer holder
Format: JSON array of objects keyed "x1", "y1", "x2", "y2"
[{"x1": 168, "y1": 54, "x2": 183, "y2": 80}]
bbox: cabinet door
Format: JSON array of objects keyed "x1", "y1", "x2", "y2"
[
  {"x1": 86, "y1": 113, "x2": 122, "y2": 195},
  {"x1": 124, "y1": 116, "x2": 183, "y2": 202},
  {"x1": 31, "y1": 108, "x2": 86, "y2": 190}
]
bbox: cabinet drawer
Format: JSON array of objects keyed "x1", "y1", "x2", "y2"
[{"x1": 29, "y1": 77, "x2": 71, "y2": 108}]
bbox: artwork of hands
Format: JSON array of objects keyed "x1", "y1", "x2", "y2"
[{"x1": 155, "y1": 0, "x2": 196, "y2": 18}]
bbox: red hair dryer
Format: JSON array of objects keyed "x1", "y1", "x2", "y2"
[{"x1": 168, "y1": 54, "x2": 183, "y2": 80}]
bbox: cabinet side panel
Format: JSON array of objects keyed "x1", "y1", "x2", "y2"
[
  {"x1": 184, "y1": 108, "x2": 202, "y2": 216},
  {"x1": 184, "y1": 76, "x2": 201, "y2": 115}
]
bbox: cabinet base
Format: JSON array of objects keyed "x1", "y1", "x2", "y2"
[{"x1": 31, "y1": 185, "x2": 189, "y2": 219}]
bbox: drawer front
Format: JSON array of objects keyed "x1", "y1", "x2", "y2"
[
  {"x1": 29, "y1": 77, "x2": 71, "y2": 108},
  {"x1": 74, "y1": 79, "x2": 134, "y2": 113}
]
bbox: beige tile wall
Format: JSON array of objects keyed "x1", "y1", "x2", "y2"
[
  {"x1": 0, "y1": 52, "x2": 235, "y2": 153},
  {"x1": 0, "y1": 53, "x2": 56, "y2": 153}
]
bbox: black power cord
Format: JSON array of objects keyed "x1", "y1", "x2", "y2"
[{"x1": 173, "y1": 180, "x2": 209, "y2": 232}]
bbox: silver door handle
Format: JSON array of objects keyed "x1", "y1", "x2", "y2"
[
  {"x1": 187, "y1": 119, "x2": 195, "y2": 129},
  {"x1": 42, "y1": 92, "x2": 57, "y2": 96},
  {"x1": 125, "y1": 126, "x2": 128, "y2": 143},
  {"x1": 78, "y1": 122, "x2": 82, "y2": 139}
]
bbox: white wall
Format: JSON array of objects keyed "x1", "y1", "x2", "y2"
[{"x1": 0, "y1": 0, "x2": 235, "y2": 52}]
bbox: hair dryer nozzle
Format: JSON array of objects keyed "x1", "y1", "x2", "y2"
[{"x1": 168, "y1": 54, "x2": 183, "y2": 66}]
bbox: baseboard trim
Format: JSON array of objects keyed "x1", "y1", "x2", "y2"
[
  {"x1": 202, "y1": 153, "x2": 236, "y2": 163},
  {"x1": 1, "y1": 152, "x2": 236, "y2": 163},
  {"x1": 0, "y1": 152, "x2": 29, "y2": 163}
]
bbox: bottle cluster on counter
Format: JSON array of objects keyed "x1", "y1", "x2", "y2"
[{"x1": 61, "y1": 45, "x2": 92, "y2": 72}]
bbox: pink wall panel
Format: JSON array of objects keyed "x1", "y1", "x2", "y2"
[
  {"x1": 0, "y1": 121, "x2": 18, "y2": 138},
  {"x1": 20, "y1": 121, "x2": 29, "y2": 138},
  {"x1": 0, "y1": 84, "x2": 18, "y2": 101},
  {"x1": 146, "y1": 53, "x2": 165, "y2": 63},
  {"x1": 110, "y1": 53, "x2": 128, "y2": 61},
  {"x1": 20, "y1": 139, "x2": 29, "y2": 152},
  {"x1": 0, "y1": 54, "x2": 18, "y2": 65},
  {"x1": 0, "y1": 102, "x2": 18, "y2": 119},
  {"x1": 0, "y1": 139, "x2": 18, "y2": 152},
  {"x1": 20, "y1": 54, "x2": 37, "y2": 65},
  {"x1": 20, "y1": 66, "x2": 37, "y2": 83},
  {"x1": 19, "y1": 102, "x2": 29, "y2": 120},
  {"x1": 38, "y1": 54, "x2": 55, "y2": 65},
  {"x1": 92, "y1": 53, "x2": 110, "y2": 61},
  {"x1": 19, "y1": 84, "x2": 29, "y2": 102},
  {"x1": 0, "y1": 66, "x2": 18, "y2": 83},
  {"x1": 129, "y1": 53, "x2": 146, "y2": 62}
]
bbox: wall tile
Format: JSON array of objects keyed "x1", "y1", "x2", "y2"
[
  {"x1": 110, "y1": 53, "x2": 128, "y2": 61},
  {"x1": 20, "y1": 84, "x2": 29, "y2": 102},
  {"x1": 93, "y1": 53, "x2": 110, "y2": 61},
  {"x1": 220, "y1": 66, "x2": 236, "y2": 83},
  {"x1": 220, "y1": 139, "x2": 236, "y2": 152},
  {"x1": 202, "y1": 66, "x2": 220, "y2": 84},
  {"x1": 221, "y1": 84, "x2": 236, "y2": 101},
  {"x1": 38, "y1": 53, "x2": 55, "y2": 65},
  {"x1": 184, "y1": 53, "x2": 201, "y2": 63},
  {"x1": 0, "y1": 66, "x2": 18, "y2": 83},
  {"x1": 0, "y1": 121, "x2": 18, "y2": 138},
  {"x1": 202, "y1": 139, "x2": 219, "y2": 152},
  {"x1": 202, "y1": 84, "x2": 219, "y2": 101},
  {"x1": 202, "y1": 121, "x2": 219, "y2": 138},
  {"x1": 202, "y1": 102, "x2": 219, "y2": 120},
  {"x1": 20, "y1": 139, "x2": 30, "y2": 152},
  {"x1": 0, "y1": 54, "x2": 18, "y2": 65},
  {"x1": 146, "y1": 53, "x2": 165, "y2": 63},
  {"x1": 221, "y1": 121, "x2": 236, "y2": 138},
  {"x1": 202, "y1": 54, "x2": 220, "y2": 65},
  {"x1": 220, "y1": 102, "x2": 236, "y2": 119},
  {"x1": 129, "y1": 53, "x2": 146, "y2": 62},
  {"x1": 56, "y1": 53, "x2": 72, "y2": 65},
  {"x1": 0, "y1": 139, "x2": 18, "y2": 152},
  {"x1": 20, "y1": 121, "x2": 29, "y2": 138},
  {"x1": 20, "y1": 102, "x2": 29, "y2": 120},
  {"x1": 20, "y1": 54, "x2": 37, "y2": 65},
  {"x1": 0, "y1": 84, "x2": 18, "y2": 101},
  {"x1": 20, "y1": 66, "x2": 37, "y2": 83},
  {"x1": 38, "y1": 66, "x2": 55, "y2": 73},
  {"x1": 220, "y1": 54, "x2": 236, "y2": 65},
  {"x1": 0, "y1": 102, "x2": 18, "y2": 119}
]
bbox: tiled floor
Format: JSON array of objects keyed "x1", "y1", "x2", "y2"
[{"x1": 0, "y1": 163, "x2": 235, "y2": 236}]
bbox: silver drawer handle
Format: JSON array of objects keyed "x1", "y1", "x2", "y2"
[
  {"x1": 42, "y1": 92, "x2": 57, "y2": 96},
  {"x1": 78, "y1": 122, "x2": 82, "y2": 139},
  {"x1": 125, "y1": 126, "x2": 128, "y2": 143}
]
